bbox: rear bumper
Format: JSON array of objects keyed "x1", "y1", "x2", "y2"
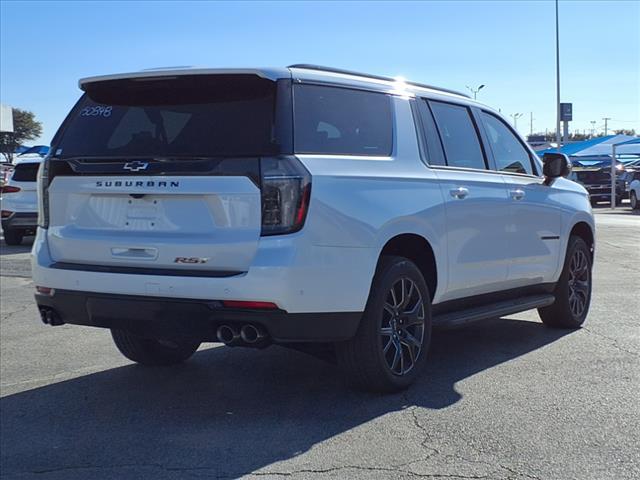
[
  {"x1": 1, "y1": 212, "x2": 37, "y2": 231},
  {"x1": 35, "y1": 289, "x2": 362, "y2": 343},
  {"x1": 32, "y1": 228, "x2": 377, "y2": 313}
]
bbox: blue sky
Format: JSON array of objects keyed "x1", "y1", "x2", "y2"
[{"x1": 1, "y1": 0, "x2": 638, "y2": 144}]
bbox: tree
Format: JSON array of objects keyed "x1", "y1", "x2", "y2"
[
  {"x1": 0, "y1": 108, "x2": 43, "y2": 163},
  {"x1": 613, "y1": 129, "x2": 636, "y2": 136}
]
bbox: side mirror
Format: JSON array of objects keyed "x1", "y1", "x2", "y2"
[{"x1": 542, "y1": 152, "x2": 572, "y2": 185}]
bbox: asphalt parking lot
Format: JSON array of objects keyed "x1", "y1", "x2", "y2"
[{"x1": 1, "y1": 208, "x2": 638, "y2": 480}]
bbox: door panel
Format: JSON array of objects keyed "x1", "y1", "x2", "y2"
[
  {"x1": 502, "y1": 175, "x2": 563, "y2": 285},
  {"x1": 435, "y1": 169, "x2": 511, "y2": 301}
]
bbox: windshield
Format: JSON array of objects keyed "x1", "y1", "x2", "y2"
[{"x1": 55, "y1": 75, "x2": 280, "y2": 159}]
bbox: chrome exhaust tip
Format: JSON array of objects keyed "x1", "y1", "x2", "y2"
[
  {"x1": 216, "y1": 325, "x2": 239, "y2": 345},
  {"x1": 240, "y1": 324, "x2": 265, "y2": 344}
]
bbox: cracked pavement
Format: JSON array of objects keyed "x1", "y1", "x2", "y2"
[{"x1": 1, "y1": 208, "x2": 638, "y2": 479}]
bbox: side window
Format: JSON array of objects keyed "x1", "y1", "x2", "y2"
[
  {"x1": 293, "y1": 84, "x2": 393, "y2": 156},
  {"x1": 429, "y1": 101, "x2": 486, "y2": 170},
  {"x1": 480, "y1": 112, "x2": 534, "y2": 175},
  {"x1": 416, "y1": 100, "x2": 446, "y2": 166}
]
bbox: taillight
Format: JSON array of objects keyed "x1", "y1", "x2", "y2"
[
  {"x1": 37, "y1": 158, "x2": 50, "y2": 228},
  {"x1": 260, "y1": 156, "x2": 311, "y2": 236},
  {"x1": 0, "y1": 185, "x2": 20, "y2": 194}
]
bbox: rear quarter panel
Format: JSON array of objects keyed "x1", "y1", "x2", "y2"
[{"x1": 297, "y1": 97, "x2": 449, "y2": 303}]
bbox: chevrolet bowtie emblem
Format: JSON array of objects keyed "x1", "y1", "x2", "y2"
[{"x1": 123, "y1": 161, "x2": 149, "y2": 172}]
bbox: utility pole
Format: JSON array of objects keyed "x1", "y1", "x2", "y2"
[
  {"x1": 530, "y1": 112, "x2": 534, "y2": 136},
  {"x1": 603, "y1": 117, "x2": 611, "y2": 136},
  {"x1": 590, "y1": 120, "x2": 596, "y2": 137},
  {"x1": 555, "y1": 0, "x2": 561, "y2": 150}
]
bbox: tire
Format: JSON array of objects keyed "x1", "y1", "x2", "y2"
[
  {"x1": 3, "y1": 229, "x2": 23, "y2": 246},
  {"x1": 631, "y1": 191, "x2": 639, "y2": 210},
  {"x1": 615, "y1": 196, "x2": 623, "y2": 207},
  {"x1": 589, "y1": 198, "x2": 598, "y2": 207},
  {"x1": 111, "y1": 329, "x2": 200, "y2": 366},
  {"x1": 538, "y1": 236, "x2": 592, "y2": 329},
  {"x1": 336, "y1": 256, "x2": 432, "y2": 393}
]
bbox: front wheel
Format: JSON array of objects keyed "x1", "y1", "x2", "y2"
[
  {"x1": 538, "y1": 236, "x2": 592, "y2": 329},
  {"x1": 336, "y1": 256, "x2": 432, "y2": 392},
  {"x1": 631, "y1": 191, "x2": 639, "y2": 210},
  {"x1": 3, "y1": 229, "x2": 23, "y2": 246},
  {"x1": 111, "y1": 329, "x2": 200, "y2": 366}
]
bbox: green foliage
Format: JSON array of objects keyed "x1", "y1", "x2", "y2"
[
  {"x1": 613, "y1": 129, "x2": 636, "y2": 136},
  {"x1": 0, "y1": 108, "x2": 43, "y2": 162}
]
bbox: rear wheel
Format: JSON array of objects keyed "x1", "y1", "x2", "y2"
[
  {"x1": 538, "y1": 236, "x2": 592, "y2": 329},
  {"x1": 111, "y1": 329, "x2": 200, "y2": 366},
  {"x1": 3, "y1": 229, "x2": 23, "y2": 246},
  {"x1": 336, "y1": 256, "x2": 432, "y2": 392},
  {"x1": 631, "y1": 191, "x2": 639, "y2": 210}
]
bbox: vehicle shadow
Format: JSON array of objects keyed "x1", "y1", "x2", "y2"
[
  {"x1": 0, "y1": 236, "x2": 34, "y2": 254},
  {"x1": 0, "y1": 317, "x2": 572, "y2": 478}
]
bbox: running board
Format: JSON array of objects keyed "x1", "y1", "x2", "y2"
[{"x1": 432, "y1": 294, "x2": 555, "y2": 330}]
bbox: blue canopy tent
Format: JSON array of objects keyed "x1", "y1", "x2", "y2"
[{"x1": 537, "y1": 135, "x2": 639, "y2": 157}]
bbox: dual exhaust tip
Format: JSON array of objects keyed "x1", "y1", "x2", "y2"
[{"x1": 216, "y1": 324, "x2": 267, "y2": 346}]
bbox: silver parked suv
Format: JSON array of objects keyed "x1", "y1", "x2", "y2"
[{"x1": 33, "y1": 65, "x2": 595, "y2": 392}]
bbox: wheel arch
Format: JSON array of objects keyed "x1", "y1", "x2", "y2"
[
  {"x1": 569, "y1": 221, "x2": 595, "y2": 262},
  {"x1": 376, "y1": 233, "x2": 439, "y2": 301}
]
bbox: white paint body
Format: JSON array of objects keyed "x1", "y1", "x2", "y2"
[{"x1": 31, "y1": 67, "x2": 595, "y2": 314}]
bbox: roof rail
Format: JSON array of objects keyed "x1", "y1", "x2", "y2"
[{"x1": 288, "y1": 64, "x2": 470, "y2": 98}]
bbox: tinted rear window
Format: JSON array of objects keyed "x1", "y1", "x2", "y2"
[
  {"x1": 56, "y1": 75, "x2": 280, "y2": 158},
  {"x1": 293, "y1": 84, "x2": 392, "y2": 156},
  {"x1": 12, "y1": 163, "x2": 39, "y2": 182}
]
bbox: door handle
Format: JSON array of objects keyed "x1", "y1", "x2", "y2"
[
  {"x1": 509, "y1": 189, "x2": 525, "y2": 200},
  {"x1": 449, "y1": 187, "x2": 469, "y2": 199}
]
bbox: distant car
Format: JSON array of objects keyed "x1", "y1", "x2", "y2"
[
  {"x1": 570, "y1": 156, "x2": 626, "y2": 206},
  {"x1": 629, "y1": 171, "x2": 640, "y2": 210},
  {"x1": 1, "y1": 156, "x2": 43, "y2": 245}
]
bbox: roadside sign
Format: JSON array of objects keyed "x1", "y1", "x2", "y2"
[{"x1": 560, "y1": 103, "x2": 573, "y2": 122}]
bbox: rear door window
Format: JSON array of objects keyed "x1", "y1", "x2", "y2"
[
  {"x1": 480, "y1": 111, "x2": 534, "y2": 175},
  {"x1": 429, "y1": 101, "x2": 486, "y2": 170},
  {"x1": 293, "y1": 84, "x2": 393, "y2": 156}
]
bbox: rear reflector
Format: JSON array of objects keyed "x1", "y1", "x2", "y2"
[
  {"x1": 1, "y1": 185, "x2": 21, "y2": 194},
  {"x1": 36, "y1": 286, "x2": 55, "y2": 296},
  {"x1": 222, "y1": 300, "x2": 278, "y2": 310}
]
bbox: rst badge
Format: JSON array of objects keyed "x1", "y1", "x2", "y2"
[{"x1": 174, "y1": 257, "x2": 209, "y2": 264}]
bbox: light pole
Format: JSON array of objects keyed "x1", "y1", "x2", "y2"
[
  {"x1": 555, "y1": 0, "x2": 561, "y2": 150},
  {"x1": 510, "y1": 113, "x2": 524, "y2": 131},
  {"x1": 590, "y1": 120, "x2": 596, "y2": 137},
  {"x1": 465, "y1": 84, "x2": 485, "y2": 100}
]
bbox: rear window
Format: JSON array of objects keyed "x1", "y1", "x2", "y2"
[
  {"x1": 293, "y1": 84, "x2": 393, "y2": 156},
  {"x1": 11, "y1": 163, "x2": 40, "y2": 182},
  {"x1": 55, "y1": 75, "x2": 281, "y2": 158}
]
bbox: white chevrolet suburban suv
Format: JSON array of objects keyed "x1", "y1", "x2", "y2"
[{"x1": 33, "y1": 65, "x2": 595, "y2": 392}]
